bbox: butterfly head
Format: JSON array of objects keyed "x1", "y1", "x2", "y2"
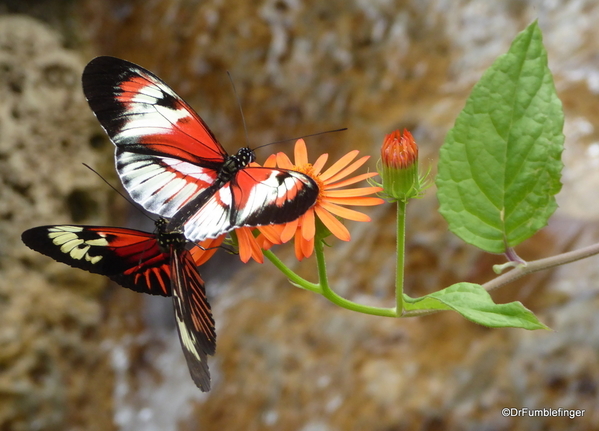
[
  {"x1": 234, "y1": 147, "x2": 256, "y2": 166},
  {"x1": 218, "y1": 147, "x2": 256, "y2": 184}
]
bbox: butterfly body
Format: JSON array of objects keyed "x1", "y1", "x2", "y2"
[{"x1": 83, "y1": 56, "x2": 318, "y2": 242}]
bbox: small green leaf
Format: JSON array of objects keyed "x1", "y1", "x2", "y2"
[
  {"x1": 436, "y1": 21, "x2": 564, "y2": 253},
  {"x1": 405, "y1": 283, "x2": 548, "y2": 330}
]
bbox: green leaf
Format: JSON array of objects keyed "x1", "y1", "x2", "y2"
[
  {"x1": 404, "y1": 283, "x2": 548, "y2": 330},
  {"x1": 436, "y1": 21, "x2": 564, "y2": 253}
]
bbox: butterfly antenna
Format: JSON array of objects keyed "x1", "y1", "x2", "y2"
[
  {"x1": 82, "y1": 163, "x2": 157, "y2": 267},
  {"x1": 253, "y1": 127, "x2": 348, "y2": 151},
  {"x1": 193, "y1": 243, "x2": 237, "y2": 256},
  {"x1": 82, "y1": 163, "x2": 154, "y2": 222},
  {"x1": 227, "y1": 71, "x2": 251, "y2": 148}
]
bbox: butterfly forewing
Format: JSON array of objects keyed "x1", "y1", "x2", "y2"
[
  {"x1": 83, "y1": 56, "x2": 226, "y2": 218},
  {"x1": 21, "y1": 225, "x2": 172, "y2": 296}
]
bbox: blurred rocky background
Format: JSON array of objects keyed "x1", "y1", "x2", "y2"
[{"x1": 3, "y1": 0, "x2": 599, "y2": 430}]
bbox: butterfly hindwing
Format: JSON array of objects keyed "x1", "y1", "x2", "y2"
[
  {"x1": 175, "y1": 167, "x2": 319, "y2": 242},
  {"x1": 170, "y1": 247, "x2": 216, "y2": 391},
  {"x1": 21, "y1": 225, "x2": 171, "y2": 296}
]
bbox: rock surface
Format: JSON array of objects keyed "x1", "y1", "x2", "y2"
[
  {"x1": 3, "y1": 1, "x2": 599, "y2": 430},
  {"x1": 1, "y1": 15, "x2": 118, "y2": 431}
]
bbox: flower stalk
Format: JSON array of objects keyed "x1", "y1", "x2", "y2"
[{"x1": 395, "y1": 199, "x2": 407, "y2": 315}]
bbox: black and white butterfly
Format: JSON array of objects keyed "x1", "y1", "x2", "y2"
[{"x1": 82, "y1": 56, "x2": 318, "y2": 243}]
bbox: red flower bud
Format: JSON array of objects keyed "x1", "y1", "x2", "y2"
[
  {"x1": 381, "y1": 129, "x2": 418, "y2": 169},
  {"x1": 379, "y1": 129, "x2": 423, "y2": 202}
]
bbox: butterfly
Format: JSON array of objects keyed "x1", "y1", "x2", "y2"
[
  {"x1": 21, "y1": 219, "x2": 216, "y2": 391},
  {"x1": 82, "y1": 56, "x2": 319, "y2": 243}
]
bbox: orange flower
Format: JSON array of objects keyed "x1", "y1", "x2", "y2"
[{"x1": 259, "y1": 139, "x2": 384, "y2": 260}]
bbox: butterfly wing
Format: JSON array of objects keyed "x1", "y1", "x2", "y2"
[
  {"x1": 82, "y1": 56, "x2": 226, "y2": 218},
  {"x1": 171, "y1": 166, "x2": 319, "y2": 242},
  {"x1": 170, "y1": 246, "x2": 216, "y2": 391},
  {"x1": 21, "y1": 225, "x2": 172, "y2": 296}
]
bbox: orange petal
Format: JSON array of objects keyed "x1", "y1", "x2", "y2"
[
  {"x1": 280, "y1": 218, "x2": 299, "y2": 243},
  {"x1": 322, "y1": 155, "x2": 370, "y2": 185},
  {"x1": 257, "y1": 225, "x2": 283, "y2": 244},
  {"x1": 300, "y1": 234, "x2": 314, "y2": 259},
  {"x1": 314, "y1": 206, "x2": 351, "y2": 241},
  {"x1": 249, "y1": 239, "x2": 264, "y2": 263},
  {"x1": 318, "y1": 150, "x2": 360, "y2": 181},
  {"x1": 276, "y1": 152, "x2": 294, "y2": 169},
  {"x1": 256, "y1": 234, "x2": 274, "y2": 250},
  {"x1": 311, "y1": 153, "x2": 329, "y2": 176},
  {"x1": 293, "y1": 139, "x2": 309, "y2": 166},
  {"x1": 326, "y1": 171, "x2": 380, "y2": 189},
  {"x1": 320, "y1": 201, "x2": 372, "y2": 222},
  {"x1": 325, "y1": 196, "x2": 385, "y2": 206},
  {"x1": 301, "y1": 207, "x2": 315, "y2": 240},
  {"x1": 237, "y1": 228, "x2": 264, "y2": 264},
  {"x1": 263, "y1": 154, "x2": 277, "y2": 168},
  {"x1": 294, "y1": 230, "x2": 306, "y2": 261},
  {"x1": 237, "y1": 229, "x2": 252, "y2": 263},
  {"x1": 324, "y1": 187, "x2": 383, "y2": 198}
]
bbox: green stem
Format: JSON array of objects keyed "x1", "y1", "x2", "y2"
[
  {"x1": 395, "y1": 200, "x2": 407, "y2": 315},
  {"x1": 263, "y1": 249, "x2": 321, "y2": 293},
  {"x1": 314, "y1": 239, "x2": 396, "y2": 317},
  {"x1": 263, "y1": 242, "x2": 395, "y2": 317}
]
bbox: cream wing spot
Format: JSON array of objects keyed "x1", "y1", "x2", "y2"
[
  {"x1": 86, "y1": 254, "x2": 103, "y2": 264},
  {"x1": 49, "y1": 231, "x2": 79, "y2": 245},
  {"x1": 173, "y1": 288, "x2": 203, "y2": 363},
  {"x1": 59, "y1": 239, "x2": 84, "y2": 254},
  {"x1": 47, "y1": 227, "x2": 108, "y2": 263},
  {"x1": 178, "y1": 313, "x2": 200, "y2": 360},
  {"x1": 85, "y1": 237, "x2": 109, "y2": 247},
  {"x1": 49, "y1": 226, "x2": 84, "y2": 233},
  {"x1": 69, "y1": 245, "x2": 91, "y2": 261},
  {"x1": 48, "y1": 225, "x2": 85, "y2": 245}
]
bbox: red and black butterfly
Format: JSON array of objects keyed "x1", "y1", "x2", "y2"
[
  {"x1": 82, "y1": 56, "x2": 319, "y2": 243},
  {"x1": 21, "y1": 219, "x2": 216, "y2": 391}
]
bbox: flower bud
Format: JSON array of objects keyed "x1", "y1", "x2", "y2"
[{"x1": 379, "y1": 129, "x2": 421, "y2": 201}]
